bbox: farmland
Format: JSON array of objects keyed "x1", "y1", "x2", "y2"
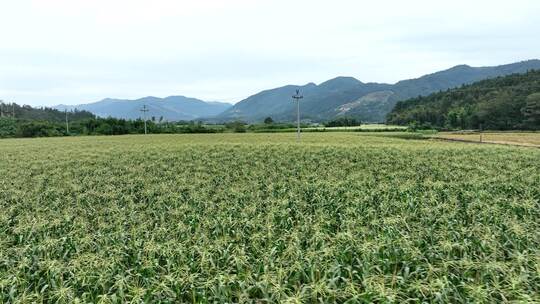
[
  {"x1": 1, "y1": 133, "x2": 539, "y2": 303},
  {"x1": 433, "y1": 132, "x2": 540, "y2": 147},
  {"x1": 303, "y1": 124, "x2": 406, "y2": 130}
]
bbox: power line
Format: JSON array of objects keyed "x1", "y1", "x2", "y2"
[{"x1": 292, "y1": 89, "x2": 303, "y2": 142}]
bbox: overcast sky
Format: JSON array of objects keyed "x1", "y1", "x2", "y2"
[{"x1": 1, "y1": 0, "x2": 539, "y2": 106}]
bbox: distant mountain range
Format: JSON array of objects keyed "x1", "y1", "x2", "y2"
[
  {"x1": 216, "y1": 59, "x2": 540, "y2": 122},
  {"x1": 55, "y1": 96, "x2": 232, "y2": 121},
  {"x1": 54, "y1": 60, "x2": 540, "y2": 123}
]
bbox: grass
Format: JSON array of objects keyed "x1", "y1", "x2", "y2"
[
  {"x1": 1, "y1": 133, "x2": 539, "y2": 303},
  {"x1": 434, "y1": 132, "x2": 540, "y2": 147}
]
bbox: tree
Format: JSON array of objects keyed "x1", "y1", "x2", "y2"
[
  {"x1": 225, "y1": 121, "x2": 247, "y2": 133},
  {"x1": 264, "y1": 117, "x2": 274, "y2": 124},
  {"x1": 18, "y1": 121, "x2": 62, "y2": 137},
  {"x1": 324, "y1": 117, "x2": 361, "y2": 127},
  {"x1": 522, "y1": 93, "x2": 540, "y2": 129},
  {"x1": 0, "y1": 118, "x2": 17, "y2": 137},
  {"x1": 477, "y1": 92, "x2": 513, "y2": 130}
]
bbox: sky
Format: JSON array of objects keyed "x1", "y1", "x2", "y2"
[{"x1": 1, "y1": 0, "x2": 539, "y2": 106}]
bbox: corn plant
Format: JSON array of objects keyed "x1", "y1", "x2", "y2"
[{"x1": 0, "y1": 133, "x2": 539, "y2": 303}]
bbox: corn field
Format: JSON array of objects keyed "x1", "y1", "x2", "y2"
[{"x1": 0, "y1": 133, "x2": 539, "y2": 303}]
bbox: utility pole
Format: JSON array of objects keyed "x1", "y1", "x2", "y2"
[
  {"x1": 12, "y1": 103, "x2": 15, "y2": 118},
  {"x1": 479, "y1": 123, "x2": 483, "y2": 143},
  {"x1": 292, "y1": 89, "x2": 303, "y2": 142},
  {"x1": 140, "y1": 105, "x2": 149, "y2": 135},
  {"x1": 65, "y1": 110, "x2": 69, "y2": 134}
]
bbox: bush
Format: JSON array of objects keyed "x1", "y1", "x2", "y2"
[
  {"x1": 0, "y1": 118, "x2": 17, "y2": 138},
  {"x1": 225, "y1": 121, "x2": 247, "y2": 133},
  {"x1": 17, "y1": 121, "x2": 63, "y2": 137},
  {"x1": 324, "y1": 117, "x2": 361, "y2": 127}
]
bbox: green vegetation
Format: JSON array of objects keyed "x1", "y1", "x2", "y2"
[
  {"x1": 0, "y1": 103, "x2": 382, "y2": 138},
  {"x1": 0, "y1": 102, "x2": 235, "y2": 138},
  {"x1": 387, "y1": 70, "x2": 540, "y2": 130},
  {"x1": 0, "y1": 116, "x2": 402, "y2": 138},
  {"x1": 324, "y1": 117, "x2": 361, "y2": 127},
  {"x1": 522, "y1": 93, "x2": 540, "y2": 127},
  {"x1": 0, "y1": 117, "x2": 228, "y2": 138},
  {"x1": 1, "y1": 133, "x2": 539, "y2": 302},
  {"x1": 0, "y1": 102, "x2": 94, "y2": 122}
]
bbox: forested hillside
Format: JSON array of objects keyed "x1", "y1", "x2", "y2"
[
  {"x1": 386, "y1": 70, "x2": 540, "y2": 130},
  {"x1": 0, "y1": 102, "x2": 94, "y2": 121}
]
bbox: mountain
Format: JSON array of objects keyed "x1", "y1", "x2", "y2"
[
  {"x1": 387, "y1": 69, "x2": 540, "y2": 130},
  {"x1": 216, "y1": 60, "x2": 540, "y2": 123},
  {"x1": 215, "y1": 78, "x2": 391, "y2": 122},
  {"x1": 218, "y1": 83, "x2": 318, "y2": 122},
  {"x1": 55, "y1": 96, "x2": 232, "y2": 121}
]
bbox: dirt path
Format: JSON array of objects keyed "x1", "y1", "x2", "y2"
[{"x1": 431, "y1": 137, "x2": 540, "y2": 149}]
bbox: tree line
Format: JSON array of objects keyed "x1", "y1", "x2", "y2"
[
  {"x1": 386, "y1": 70, "x2": 540, "y2": 130},
  {"x1": 0, "y1": 102, "x2": 95, "y2": 121},
  {"x1": 0, "y1": 102, "x2": 365, "y2": 138},
  {"x1": 0, "y1": 116, "x2": 232, "y2": 138},
  {"x1": 0, "y1": 103, "x2": 231, "y2": 138},
  {"x1": 0, "y1": 104, "x2": 304, "y2": 138}
]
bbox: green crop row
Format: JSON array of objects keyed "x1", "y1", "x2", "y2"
[{"x1": 1, "y1": 133, "x2": 539, "y2": 303}]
